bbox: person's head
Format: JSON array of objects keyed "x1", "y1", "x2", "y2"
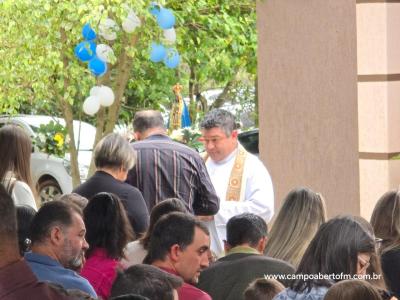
[
  {"x1": 94, "y1": 133, "x2": 136, "y2": 181},
  {"x1": 132, "y1": 110, "x2": 166, "y2": 140},
  {"x1": 293, "y1": 215, "x2": 375, "y2": 292},
  {"x1": 354, "y1": 216, "x2": 387, "y2": 290},
  {"x1": 264, "y1": 187, "x2": 327, "y2": 267},
  {"x1": 0, "y1": 184, "x2": 18, "y2": 256},
  {"x1": 30, "y1": 200, "x2": 89, "y2": 269},
  {"x1": 323, "y1": 280, "x2": 382, "y2": 300},
  {"x1": 16, "y1": 205, "x2": 36, "y2": 255},
  {"x1": 0, "y1": 125, "x2": 33, "y2": 189},
  {"x1": 110, "y1": 264, "x2": 182, "y2": 300},
  {"x1": 141, "y1": 198, "x2": 188, "y2": 249},
  {"x1": 225, "y1": 213, "x2": 268, "y2": 253},
  {"x1": 84, "y1": 192, "x2": 134, "y2": 259},
  {"x1": 57, "y1": 193, "x2": 89, "y2": 210},
  {"x1": 370, "y1": 189, "x2": 400, "y2": 254},
  {"x1": 145, "y1": 212, "x2": 210, "y2": 284},
  {"x1": 200, "y1": 109, "x2": 238, "y2": 162},
  {"x1": 244, "y1": 278, "x2": 285, "y2": 300}
]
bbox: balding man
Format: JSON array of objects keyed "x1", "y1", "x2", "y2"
[{"x1": 127, "y1": 110, "x2": 219, "y2": 217}]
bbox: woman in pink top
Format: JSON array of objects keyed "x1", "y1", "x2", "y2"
[{"x1": 81, "y1": 192, "x2": 134, "y2": 299}]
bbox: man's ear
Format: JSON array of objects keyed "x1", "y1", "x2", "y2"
[
  {"x1": 49, "y1": 226, "x2": 64, "y2": 246},
  {"x1": 231, "y1": 130, "x2": 238, "y2": 139},
  {"x1": 257, "y1": 236, "x2": 268, "y2": 254},
  {"x1": 169, "y1": 244, "x2": 181, "y2": 262},
  {"x1": 223, "y1": 240, "x2": 232, "y2": 253},
  {"x1": 133, "y1": 132, "x2": 141, "y2": 141}
]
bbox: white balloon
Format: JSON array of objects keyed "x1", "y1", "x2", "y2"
[
  {"x1": 163, "y1": 28, "x2": 176, "y2": 43},
  {"x1": 83, "y1": 96, "x2": 100, "y2": 116},
  {"x1": 99, "y1": 18, "x2": 119, "y2": 41},
  {"x1": 90, "y1": 86, "x2": 101, "y2": 96},
  {"x1": 122, "y1": 19, "x2": 136, "y2": 33},
  {"x1": 98, "y1": 86, "x2": 115, "y2": 107},
  {"x1": 96, "y1": 44, "x2": 114, "y2": 63}
]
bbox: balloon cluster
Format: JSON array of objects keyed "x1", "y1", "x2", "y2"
[
  {"x1": 76, "y1": 8, "x2": 141, "y2": 116},
  {"x1": 83, "y1": 85, "x2": 115, "y2": 116},
  {"x1": 74, "y1": 23, "x2": 113, "y2": 77},
  {"x1": 149, "y1": 3, "x2": 180, "y2": 69}
]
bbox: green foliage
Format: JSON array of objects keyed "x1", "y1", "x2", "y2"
[
  {"x1": 33, "y1": 121, "x2": 69, "y2": 158},
  {"x1": 170, "y1": 128, "x2": 204, "y2": 152}
]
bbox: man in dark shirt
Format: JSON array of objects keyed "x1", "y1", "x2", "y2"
[
  {"x1": 197, "y1": 213, "x2": 295, "y2": 300},
  {"x1": 0, "y1": 185, "x2": 72, "y2": 300},
  {"x1": 126, "y1": 110, "x2": 219, "y2": 216}
]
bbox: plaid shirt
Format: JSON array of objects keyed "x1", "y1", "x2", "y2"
[{"x1": 127, "y1": 134, "x2": 219, "y2": 215}]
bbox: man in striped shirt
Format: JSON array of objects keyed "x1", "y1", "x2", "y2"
[{"x1": 126, "y1": 110, "x2": 219, "y2": 217}]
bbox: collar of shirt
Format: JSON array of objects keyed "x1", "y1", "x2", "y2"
[
  {"x1": 24, "y1": 252, "x2": 62, "y2": 267},
  {"x1": 145, "y1": 134, "x2": 171, "y2": 141},
  {"x1": 226, "y1": 245, "x2": 260, "y2": 256}
]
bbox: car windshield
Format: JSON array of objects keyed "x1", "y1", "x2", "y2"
[{"x1": 27, "y1": 117, "x2": 96, "y2": 151}]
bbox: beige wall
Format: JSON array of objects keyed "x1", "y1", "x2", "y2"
[
  {"x1": 357, "y1": 2, "x2": 400, "y2": 218},
  {"x1": 257, "y1": 0, "x2": 360, "y2": 217},
  {"x1": 257, "y1": 0, "x2": 400, "y2": 219}
]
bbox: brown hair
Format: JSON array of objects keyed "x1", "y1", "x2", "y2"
[
  {"x1": 264, "y1": 187, "x2": 326, "y2": 267},
  {"x1": 324, "y1": 280, "x2": 382, "y2": 300},
  {"x1": 244, "y1": 278, "x2": 284, "y2": 300},
  {"x1": 0, "y1": 125, "x2": 35, "y2": 194},
  {"x1": 371, "y1": 189, "x2": 400, "y2": 254}
]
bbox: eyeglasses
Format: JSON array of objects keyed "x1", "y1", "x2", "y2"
[{"x1": 358, "y1": 255, "x2": 370, "y2": 273}]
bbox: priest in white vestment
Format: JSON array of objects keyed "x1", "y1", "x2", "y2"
[{"x1": 199, "y1": 109, "x2": 274, "y2": 255}]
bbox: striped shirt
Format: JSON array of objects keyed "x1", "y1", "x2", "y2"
[{"x1": 127, "y1": 134, "x2": 219, "y2": 215}]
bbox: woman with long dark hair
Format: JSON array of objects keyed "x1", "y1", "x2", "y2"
[
  {"x1": 81, "y1": 192, "x2": 134, "y2": 299},
  {"x1": 371, "y1": 189, "x2": 400, "y2": 298},
  {"x1": 274, "y1": 216, "x2": 376, "y2": 300}
]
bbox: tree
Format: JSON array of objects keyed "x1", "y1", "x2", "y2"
[{"x1": 0, "y1": 0, "x2": 257, "y2": 187}]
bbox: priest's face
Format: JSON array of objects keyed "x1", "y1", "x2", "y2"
[{"x1": 201, "y1": 127, "x2": 238, "y2": 162}]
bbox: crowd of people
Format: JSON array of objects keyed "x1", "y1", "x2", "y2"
[{"x1": 1, "y1": 108, "x2": 400, "y2": 300}]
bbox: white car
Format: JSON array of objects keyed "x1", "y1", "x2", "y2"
[{"x1": 0, "y1": 115, "x2": 95, "y2": 203}]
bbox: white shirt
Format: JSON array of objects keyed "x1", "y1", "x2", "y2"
[
  {"x1": 2, "y1": 172, "x2": 37, "y2": 210},
  {"x1": 121, "y1": 240, "x2": 148, "y2": 267},
  {"x1": 205, "y1": 147, "x2": 274, "y2": 255}
]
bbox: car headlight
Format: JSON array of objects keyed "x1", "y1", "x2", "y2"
[{"x1": 63, "y1": 159, "x2": 72, "y2": 176}]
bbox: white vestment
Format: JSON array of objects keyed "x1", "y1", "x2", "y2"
[{"x1": 205, "y1": 147, "x2": 274, "y2": 255}]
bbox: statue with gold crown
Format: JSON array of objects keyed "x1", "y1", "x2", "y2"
[{"x1": 169, "y1": 83, "x2": 191, "y2": 133}]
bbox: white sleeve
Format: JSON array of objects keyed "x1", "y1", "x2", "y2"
[
  {"x1": 12, "y1": 181, "x2": 38, "y2": 210},
  {"x1": 214, "y1": 155, "x2": 274, "y2": 227}
]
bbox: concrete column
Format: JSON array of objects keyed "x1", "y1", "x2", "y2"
[
  {"x1": 257, "y1": 0, "x2": 360, "y2": 217},
  {"x1": 257, "y1": 0, "x2": 400, "y2": 218}
]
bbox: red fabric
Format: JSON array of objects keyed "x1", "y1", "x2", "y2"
[
  {"x1": 158, "y1": 267, "x2": 211, "y2": 300},
  {"x1": 81, "y1": 248, "x2": 122, "y2": 300}
]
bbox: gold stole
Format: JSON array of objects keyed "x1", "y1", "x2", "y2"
[
  {"x1": 226, "y1": 144, "x2": 247, "y2": 201},
  {"x1": 203, "y1": 144, "x2": 248, "y2": 201}
]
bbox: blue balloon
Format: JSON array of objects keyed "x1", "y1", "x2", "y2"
[
  {"x1": 149, "y1": 2, "x2": 161, "y2": 16},
  {"x1": 164, "y1": 48, "x2": 180, "y2": 69},
  {"x1": 157, "y1": 8, "x2": 175, "y2": 29},
  {"x1": 150, "y1": 43, "x2": 166, "y2": 63},
  {"x1": 88, "y1": 56, "x2": 107, "y2": 76},
  {"x1": 74, "y1": 41, "x2": 96, "y2": 62},
  {"x1": 82, "y1": 23, "x2": 96, "y2": 41}
]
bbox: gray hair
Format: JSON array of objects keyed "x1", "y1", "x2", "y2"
[
  {"x1": 94, "y1": 133, "x2": 136, "y2": 171},
  {"x1": 200, "y1": 109, "x2": 236, "y2": 136},
  {"x1": 133, "y1": 110, "x2": 165, "y2": 133}
]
